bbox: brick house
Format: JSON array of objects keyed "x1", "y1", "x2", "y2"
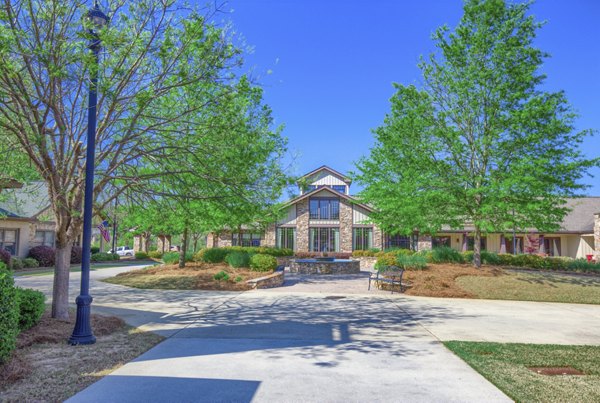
[{"x1": 207, "y1": 165, "x2": 600, "y2": 259}]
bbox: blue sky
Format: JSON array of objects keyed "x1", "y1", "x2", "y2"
[{"x1": 223, "y1": 0, "x2": 600, "y2": 195}]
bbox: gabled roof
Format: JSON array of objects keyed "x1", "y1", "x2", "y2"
[
  {"x1": 561, "y1": 197, "x2": 600, "y2": 233},
  {"x1": 0, "y1": 181, "x2": 51, "y2": 219},
  {"x1": 283, "y1": 186, "x2": 373, "y2": 212},
  {"x1": 298, "y1": 165, "x2": 352, "y2": 184}
]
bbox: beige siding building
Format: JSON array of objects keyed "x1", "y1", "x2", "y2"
[{"x1": 208, "y1": 166, "x2": 600, "y2": 260}]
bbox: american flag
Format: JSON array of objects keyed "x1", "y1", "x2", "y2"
[{"x1": 97, "y1": 220, "x2": 110, "y2": 243}]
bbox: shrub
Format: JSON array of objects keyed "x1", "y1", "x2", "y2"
[
  {"x1": 480, "y1": 251, "x2": 501, "y2": 265},
  {"x1": 511, "y1": 254, "x2": 544, "y2": 268},
  {"x1": 22, "y1": 257, "x2": 39, "y2": 268},
  {"x1": 0, "y1": 248, "x2": 11, "y2": 266},
  {"x1": 396, "y1": 254, "x2": 428, "y2": 270},
  {"x1": 497, "y1": 253, "x2": 515, "y2": 266},
  {"x1": 567, "y1": 259, "x2": 600, "y2": 272},
  {"x1": 201, "y1": 248, "x2": 230, "y2": 263},
  {"x1": 0, "y1": 261, "x2": 6, "y2": 271},
  {"x1": 226, "y1": 251, "x2": 250, "y2": 268},
  {"x1": 70, "y1": 245, "x2": 83, "y2": 264},
  {"x1": 11, "y1": 257, "x2": 24, "y2": 270},
  {"x1": 15, "y1": 288, "x2": 45, "y2": 331},
  {"x1": 431, "y1": 247, "x2": 464, "y2": 264},
  {"x1": 162, "y1": 252, "x2": 180, "y2": 265},
  {"x1": 91, "y1": 246, "x2": 100, "y2": 254},
  {"x1": 0, "y1": 268, "x2": 19, "y2": 364},
  {"x1": 461, "y1": 251, "x2": 474, "y2": 263},
  {"x1": 91, "y1": 252, "x2": 120, "y2": 262},
  {"x1": 374, "y1": 253, "x2": 398, "y2": 270},
  {"x1": 250, "y1": 253, "x2": 277, "y2": 272},
  {"x1": 28, "y1": 245, "x2": 55, "y2": 267},
  {"x1": 235, "y1": 275, "x2": 243, "y2": 282},
  {"x1": 135, "y1": 251, "x2": 149, "y2": 259},
  {"x1": 148, "y1": 250, "x2": 163, "y2": 259},
  {"x1": 385, "y1": 248, "x2": 414, "y2": 256},
  {"x1": 213, "y1": 270, "x2": 230, "y2": 281}
]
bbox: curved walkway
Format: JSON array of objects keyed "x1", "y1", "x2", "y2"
[{"x1": 15, "y1": 266, "x2": 600, "y2": 402}]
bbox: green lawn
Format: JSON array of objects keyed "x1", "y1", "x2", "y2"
[
  {"x1": 456, "y1": 270, "x2": 600, "y2": 304},
  {"x1": 445, "y1": 341, "x2": 600, "y2": 402}
]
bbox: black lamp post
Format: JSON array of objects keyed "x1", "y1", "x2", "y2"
[{"x1": 69, "y1": 1, "x2": 109, "y2": 345}]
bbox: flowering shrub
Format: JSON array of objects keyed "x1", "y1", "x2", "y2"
[
  {"x1": 28, "y1": 245, "x2": 55, "y2": 267},
  {"x1": 70, "y1": 245, "x2": 83, "y2": 264}
]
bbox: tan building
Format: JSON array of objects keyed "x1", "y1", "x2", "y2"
[
  {"x1": 0, "y1": 181, "x2": 56, "y2": 258},
  {"x1": 208, "y1": 165, "x2": 600, "y2": 259}
]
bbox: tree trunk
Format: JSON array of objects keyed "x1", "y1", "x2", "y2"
[
  {"x1": 473, "y1": 228, "x2": 482, "y2": 268},
  {"x1": 193, "y1": 234, "x2": 199, "y2": 253},
  {"x1": 179, "y1": 226, "x2": 188, "y2": 269},
  {"x1": 51, "y1": 244, "x2": 73, "y2": 320}
]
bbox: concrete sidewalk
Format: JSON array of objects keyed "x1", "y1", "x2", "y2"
[{"x1": 16, "y1": 266, "x2": 600, "y2": 402}]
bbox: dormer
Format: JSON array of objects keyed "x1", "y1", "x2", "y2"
[{"x1": 298, "y1": 166, "x2": 352, "y2": 195}]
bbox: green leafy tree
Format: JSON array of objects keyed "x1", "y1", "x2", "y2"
[
  {"x1": 354, "y1": 0, "x2": 598, "y2": 267},
  {"x1": 0, "y1": 0, "x2": 259, "y2": 319}
]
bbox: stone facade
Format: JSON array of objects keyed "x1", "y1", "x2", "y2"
[
  {"x1": 373, "y1": 225, "x2": 383, "y2": 250},
  {"x1": 246, "y1": 271, "x2": 284, "y2": 289},
  {"x1": 354, "y1": 256, "x2": 377, "y2": 270},
  {"x1": 595, "y1": 213, "x2": 600, "y2": 259},
  {"x1": 289, "y1": 258, "x2": 360, "y2": 274},
  {"x1": 340, "y1": 199, "x2": 353, "y2": 252},
  {"x1": 295, "y1": 199, "x2": 309, "y2": 252},
  {"x1": 217, "y1": 232, "x2": 233, "y2": 248},
  {"x1": 263, "y1": 224, "x2": 276, "y2": 248},
  {"x1": 156, "y1": 235, "x2": 171, "y2": 253}
]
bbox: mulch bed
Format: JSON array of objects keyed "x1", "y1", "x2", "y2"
[
  {"x1": 402, "y1": 263, "x2": 503, "y2": 298},
  {"x1": 108, "y1": 262, "x2": 273, "y2": 291}
]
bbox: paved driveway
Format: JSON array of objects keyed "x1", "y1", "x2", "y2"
[{"x1": 15, "y1": 267, "x2": 600, "y2": 402}]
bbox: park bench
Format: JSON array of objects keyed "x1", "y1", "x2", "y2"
[{"x1": 368, "y1": 266, "x2": 405, "y2": 294}]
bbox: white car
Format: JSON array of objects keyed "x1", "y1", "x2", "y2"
[{"x1": 111, "y1": 246, "x2": 133, "y2": 257}]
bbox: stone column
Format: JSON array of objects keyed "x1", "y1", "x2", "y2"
[
  {"x1": 339, "y1": 200, "x2": 353, "y2": 253},
  {"x1": 206, "y1": 233, "x2": 215, "y2": 248},
  {"x1": 296, "y1": 199, "x2": 309, "y2": 252},
  {"x1": 499, "y1": 235, "x2": 506, "y2": 254},
  {"x1": 462, "y1": 233, "x2": 468, "y2": 252},
  {"x1": 133, "y1": 235, "x2": 143, "y2": 253},
  {"x1": 263, "y1": 224, "x2": 276, "y2": 248},
  {"x1": 594, "y1": 213, "x2": 600, "y2": 260},
  {"x1": 218, "y1": 232, "x2": 232, "y2": 247},
  {"x1": 373, "y1": 225, "x2": 383, "y2": 250},
  {"x1": 156, "y1": 235, "x2": 172, "y2": 252}
]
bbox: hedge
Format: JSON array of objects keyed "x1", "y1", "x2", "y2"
[
  {"x1": 135, "y1": 251, "x2": 149, "y2": 259},
  {"x1": 225, "y1": 251, "x2": 250, "y2": 268},
  {"x1": 250, "y1": 254, "x2": 277, "y2": 272},
  {"x1": 148, "y1": 250, "x2": 163, "y2": 259},
  {"x1": 28, "y1": 245, "x2": 55, "y2": 267},
  {"x1": 0, "y1": 248, "x2": 10, "y2": 266},
  {"x1": 0, "y1": 268, "x2": 19, "y2": 364},
  {"x1": 91, "y1": 252, "x2": 120, "y2": 262},
  {"x1": 16, "y1": 288, "x2": 45, "y2": 331}
]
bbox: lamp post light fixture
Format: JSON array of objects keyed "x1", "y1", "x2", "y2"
[{"x1": 69, "y1": 1, "x2": 109, "y2": 345}]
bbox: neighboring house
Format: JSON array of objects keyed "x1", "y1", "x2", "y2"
[
  {"x1": 0, "y1": 181, "x2": 56, "y2": 258},
  {"x1": 206, "y1": 165, "x2": 600, "y2": 259}
]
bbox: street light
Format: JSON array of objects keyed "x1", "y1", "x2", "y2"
[{"x1": 69, "y1": 1, "x2": 109, "y2": 345}]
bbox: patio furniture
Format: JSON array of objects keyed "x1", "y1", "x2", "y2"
[{"x1": 368, "y1": 266, "x2": 405, "y2": 294}]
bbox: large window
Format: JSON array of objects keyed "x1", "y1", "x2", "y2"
[
  {"x1": 467, "y1": 236, "x2": 487, "y2": 251},
  {"x1": 543, "y1": 237, "x2": 561, "y2": 257},
  {"x1": 505, "y1": 236, "x2": 523, "y2": 254},
  {"x1": 33, "y1": 230, "x2": 55, "y2": 248},
  {"x1": 432, "y1": 236, "x2": 450, "y2": 248},
  {"x1": 309, "y1": 227, "x2": 339, "y2": 252},
  {"x1": 0, "y1": 228, "x2": 19, "y2": 255},
  {"x1": 232, "y1": 232, "x2": 262, "y2": 247},
  {"x1": 353, "y1": 228, "x2": 373, "y2": 250},
  {"x1": 309, "y1": 198, "x2": 339, "y2": 220},
  {"x1": 276, "y1": 228, "x2": 295, "y2": 250},
  {"x1": 385, "y1": 234, "x2": 412, "y2": 250}
]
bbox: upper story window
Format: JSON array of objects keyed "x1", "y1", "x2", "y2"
[
  {"x1": 331, "y1": 185, "x2": 346, "y2": 194},
  {"x1": 309, "y1": 198, "x2": 339, "y2": 220}
]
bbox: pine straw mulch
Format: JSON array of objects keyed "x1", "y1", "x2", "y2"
[
  {"x1": 401, "y1": 263, "x2": 504, "y2": 298},
  {"x1": 104, "y1": 262, "x2": 273, "y2": 291},
  {"x1": 0, "y1": 309, "x2": 163, "y2": 402}
]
